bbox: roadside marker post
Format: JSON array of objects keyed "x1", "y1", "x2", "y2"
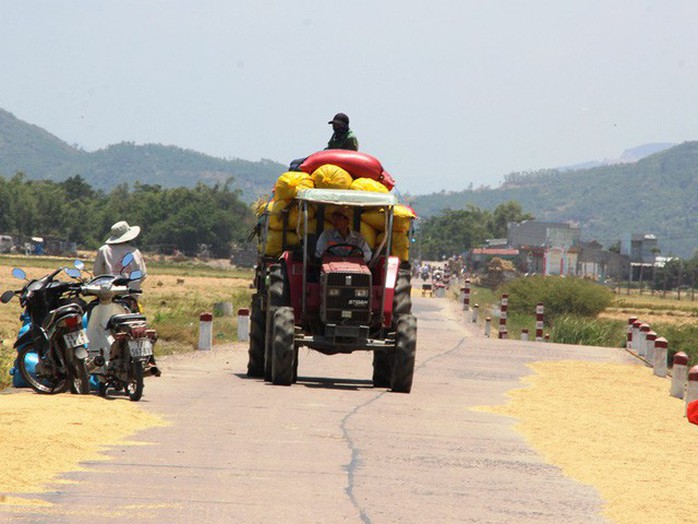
[
  {"x1": 498, "y1": 294, "x2": 508, "y2": 339},
  {"x1": 653, "y1": 336, "x2": 667, "y2": 378},
  {"x1": 198, "y1": 312, "x2": 213, "y2": 350},
  {"x1": 237, "y1": 308, "x2": 250, "y2": 341},
  {"x1": 645, "y1": 331, "x2": 657, "y2": 367},
  {"x1": 627, "y1": 316, "x2": 637, "y2": 350},
  {"x1": 638, "y1": 323, "x2": 650, "y2": 358},
  {"x1": 535, "y1": 303, "x2": 544, "y2": 341},
  {"x1": 670, "y1": 352, "x2": 688, "y2": 399},
  {"x1": 686, "y1": 365, "x2": 698, "y2": 416}
]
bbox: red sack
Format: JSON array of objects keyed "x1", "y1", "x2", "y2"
[
  {"x1": 688, "y1": 399, "x2": 698, "y2": 425},
  {"x1": 300, "y1": 150, "x2": 395, "y2": 190}
]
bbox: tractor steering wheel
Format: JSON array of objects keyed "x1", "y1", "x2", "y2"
[{"x1": 325, "y1": 243, "x2": 365, "y2": 258}]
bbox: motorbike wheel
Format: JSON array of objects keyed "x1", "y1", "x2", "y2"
[
  {"x1": 98, "y1": 381, "x2": 109, "y2": 398},
  {"x1": 68, "y1": 353, "x2": 91, "y2": 395},
  {"x1": 126, "y1": 361, "x2": 144, "y2": 401},
  {"x1": 17, "y1": 345, "x2": 69, "y2": 394}
]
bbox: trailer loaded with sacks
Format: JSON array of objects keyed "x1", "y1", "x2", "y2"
[{"x1": 247, "y1": 150, "x2": 417, "y2": 393}]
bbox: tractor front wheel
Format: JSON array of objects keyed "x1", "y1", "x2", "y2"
[{"x1": 390, "y1": 314, "x2": 417, "y2": 393}]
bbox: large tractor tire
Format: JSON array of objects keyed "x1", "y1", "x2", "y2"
[
  {"x1": 393, "y1": 264, "x2": 413, "y2": 318},
  {"x1": 264, "y1": 264, "x2": 290, "y2": 381},
  {"x1": 372, "y1": 351, "x2": 392, "y2": 388},
  {"x1": 391, "y1": 314, "x2": 417, "y2": 393},
  {"x1": 271, "y1": 307, "x2": 295, "y2": 386},
  {"x1": 246, "y1": 293, "x2": 265, "y2": 377}
]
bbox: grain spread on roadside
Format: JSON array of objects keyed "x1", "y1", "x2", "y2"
[{"x1": 477, "y1": 361, "x2": 698, "y2": 524}]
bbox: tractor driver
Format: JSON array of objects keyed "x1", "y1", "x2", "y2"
[{"x1": 315, "y1": 210, "x2": 372, "y2": 263}]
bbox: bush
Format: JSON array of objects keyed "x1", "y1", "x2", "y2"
[
  {"x1": 500, "y1": 276, "x2": 612, "y2": 321},
  {"x1": 549, "y1": 316, "x2": 625, "y2": 347},
  {"x1": 650, "y1": 322, "x2": 698, "y2": 367}
]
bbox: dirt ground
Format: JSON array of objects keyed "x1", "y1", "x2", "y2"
[{"x1": 477, "y1": 360, "x2": 698, "y2": 524}]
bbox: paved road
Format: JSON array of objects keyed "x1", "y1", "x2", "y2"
[{"x1": 2, "y1": 295, "x2": 635, "y2": 523}]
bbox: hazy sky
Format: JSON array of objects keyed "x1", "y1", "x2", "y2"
[{"x1": 2, "y1": 1, "x2": 697, "y2": 195}]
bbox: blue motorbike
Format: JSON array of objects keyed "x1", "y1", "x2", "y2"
[{"x1": 2, "y1": 265, "x2": 90, "y2": 394}]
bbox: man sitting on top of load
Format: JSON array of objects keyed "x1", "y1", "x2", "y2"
[
  {"x1": 315, "y1": 209, "x2": 371, "y2": 263},
  {"x1": 326, "y1": 112, "x2": 359, "y2": 151}
]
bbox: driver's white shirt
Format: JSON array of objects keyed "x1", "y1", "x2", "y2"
[{"x1": 315, "y1": 228, "x2": 372, "y2": 262}]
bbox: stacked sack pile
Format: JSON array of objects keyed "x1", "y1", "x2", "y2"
[{"x1": 254, "y1": 150, "x2": 416, "y2": 261}]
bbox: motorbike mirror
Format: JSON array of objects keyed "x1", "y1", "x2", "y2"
[
  {"x1": 1, "y1": 290, "x2": 15, "y2": 303},
  {"x1": 129, "y1": 270, "x2": 143, "y2": 280},
  {"x1": 65, "y1": 268, "x2": 82, "y2": 279},
  {"x1": 11, "y1": 268, "x2": 26, "y2": 280},
  {"x1": 73, "y1": 259, "x2": 85, "y2": 270},
  {"x1": 121, "y1": 252, "x2": 135, "y2": 270}
]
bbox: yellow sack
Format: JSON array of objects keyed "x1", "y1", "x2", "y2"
[
  {"x1": 287, "y1": 202, "x2": 316, "y2": 230},
  {"x1": 393, "y1": 204, "x2": 416, "y2": 233},
  {"x1": 361, "y1": 209, "x2": 386, "y2": 231},
  {"x1": 312, "y1": 164, "x2": 353, "y2": 190},
  {"x1": 261, "y1": 230, "x2": 299, "y2": 256},
  {"x1": 275, "y1": 172, "x2": 314, "y2": 201},
  {"x1": 377, "y1": 232, "x2": 410, "y2": 262},
  {"x1": 350, "y1": 177, "x2": 389, "y2": 193},
  {"x1": 360, "y1": 221, "x2": 378, "y2": 249},
  {"x1": 266, "y1": 199, "x2": 293, "y2": 231}
]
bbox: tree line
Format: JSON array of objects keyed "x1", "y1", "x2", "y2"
[
  {"x1": 0, "y1": 173, "x2": 255, "y2": 258},
  {"x1": 414, "y1": 201, "x2": 533, "y2": 260}
]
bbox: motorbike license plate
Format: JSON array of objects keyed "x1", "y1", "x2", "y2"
[
  {"x1": 128, "y1": 339, "x2": 153, "y2": 358},
  {"x1": 64, "y1": 329, "x2": 89, "y2": 348}
]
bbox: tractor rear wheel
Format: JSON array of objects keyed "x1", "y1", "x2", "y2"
[
  {"x1": 271, "y1": 307, "x2": 295, "y2": 386},
  {"x1": 391, "y1": 314, "x2": 416, "y2": 393},
  {"x1": 247, "y1": 293, "x2": 265, "y2": 377}
]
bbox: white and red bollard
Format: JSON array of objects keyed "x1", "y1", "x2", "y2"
[
  {"x1": 626, "y1": 316, "x2": 637, "y2": 350},
  {"x1": 670, "y1": 352, "x2": 689, "y2": 399},
  {"x1": 462, "y1": 279, "x2": 471, "y2": 310},
  {"x1": 631, "y1": 319, "x2": 642, "y2": 352},
  {"x1": 653, "y1": 336, "x2": 667, "y2": 377},
  {"x1": 237, "y1": 308, "x2": 250, "y2": 341},
  {"x1": 645, "y1": 331, "x2": 657, "y2": 367},
  {"x1": 535, "y1": 302, "x2": 544, "y2": 342},
  {"x1": 638, "y1": 323, "x2": 650, "y2": 358},
  {"x1": 685, "y1": 365, "x2": 698, "y2": 415},
  {"x1": 520, "y1": 329, "x2": 529, "y2": 341},
  {"x1": 498, "y1": 294, "x2": 508, "y2": 339},
  {"x1": 471, "y1": 303, "x2": 479, "y2": 323},
  {"x1": 484, "y1": 317, "x2": 491, "y2": 338},
  {"x1": 198, "y1": 312, "x2": 213, "y2": 350}
]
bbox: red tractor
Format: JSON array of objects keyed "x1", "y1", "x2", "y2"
[{"x1": 247, "y1": 188, "x2": 416, "y2": 393}]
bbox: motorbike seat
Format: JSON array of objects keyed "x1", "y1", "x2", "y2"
[{"x1": 106, "y1": 313, "x2": 146, "y2": 330}]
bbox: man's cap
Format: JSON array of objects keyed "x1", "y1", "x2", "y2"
[{"x1": 328, "y1": 112, "x2": 350, "y2": 126}]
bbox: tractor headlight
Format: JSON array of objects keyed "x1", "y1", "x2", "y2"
[{"x1": 354, "y1": 289, "x2": 369, "y2": 298}]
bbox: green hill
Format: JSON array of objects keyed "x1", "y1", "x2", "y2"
[
  {"x1": 0, "y1": 108, "x2": 283, "y2": 201},
  {"x1": 411, "y1": 142, "x2": 698, "y2": 258}
]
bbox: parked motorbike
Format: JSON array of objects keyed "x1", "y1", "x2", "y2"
[
  {"x1": 1, "y1": 266, "x2": 90, "y2": 394},
  {"x1": 76, "y1": 254, "x2": 158, "y2": 401}
]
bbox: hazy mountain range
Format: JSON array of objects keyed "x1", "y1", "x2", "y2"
[{"x1": 1, "y1": 107, "x2": 696, "y2": 257}]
